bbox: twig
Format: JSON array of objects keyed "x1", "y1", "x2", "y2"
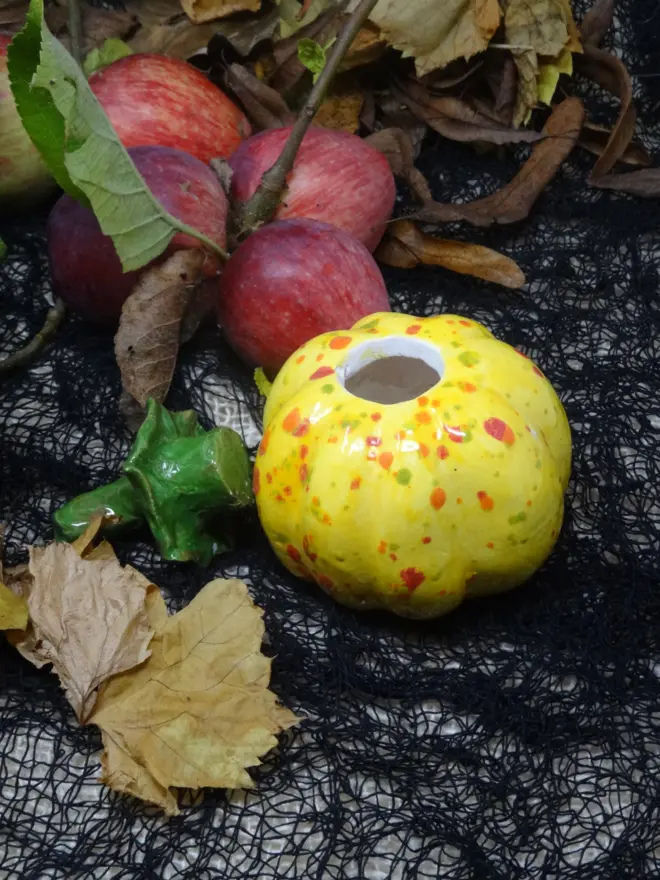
[
  {"x1": 232, "y1": 0, "x2": 380, "y2": 241},
  {"x1": 0, "y1": 299, "x2": 66, "y2": 376},
  {"x1": 68, "y1": 0, "x2": 84, "y2": 66}
]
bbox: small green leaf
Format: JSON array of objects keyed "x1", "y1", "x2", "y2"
[
  {"x1": 83, "y1": 38, "x2": 133, "y2": 78},
  {"x1": 297, "y1": 38, "x2": 327, "y2": 83},
  {"x1": 7, "y1": 0, "x2": 224, "y2": 272}
]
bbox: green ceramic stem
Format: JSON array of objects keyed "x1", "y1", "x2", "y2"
[{"x1": 53, "y1": 476, "x2": 143, "y2": 541}]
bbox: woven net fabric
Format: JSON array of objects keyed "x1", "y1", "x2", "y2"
[{"x1": 3, "y1": 2, "x2": 660, "y2": 877}]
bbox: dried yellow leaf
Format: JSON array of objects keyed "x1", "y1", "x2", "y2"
[
  {"x1": 180, "y1": 0, "x2": 260, "y2": 24},
  {"x1": 538, "y1": 47, "x2": 573, "y2": 106},
  {"x1": 90, "y1": 578, "x2": 299, "y2": 816},
  {"x1": 0, "y1": 581, "x2": 28, "y2": 631}
]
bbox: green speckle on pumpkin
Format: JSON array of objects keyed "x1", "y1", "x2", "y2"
[
  {"x1": 451, "y1": 341, "x2": 462, "y2": 349},
  {"x1": 358, "y1": 318, "x2": 380, "y2": 330},
  {"x1": 396, "y1": 468, "x2": 412, "y2": 486},
  {"x1": 322, "y1": 384, "x2": 334, "y2": 394},
  {"x1": 508, "y1": 511, "x2": 527, "y2": 525},
  {"x1": 458, "y1": 351, "x2": 480, "y2": 367},
  {"x1": 390, "y1": 542, "x2": 400, "y2": 551},
  {"x1": 341, "y1": 418, "x2": 361, "y2": 430}
]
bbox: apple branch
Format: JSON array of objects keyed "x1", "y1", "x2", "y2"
[{"x1": 232, "y1": 0, "x2": 380, "y2": 241}]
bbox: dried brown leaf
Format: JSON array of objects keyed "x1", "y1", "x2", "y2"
[
  {"x1": 0, "y1": 582, "x2": 28, "y2": 631},
  {"x1": 89, "y1": 578, "x2": 300, "y2": 816},
  {"x1": 351, "y1": 0, "x2": 501, "y2": 77},
  {"x1": 23, "y1": 543, "x2": 153, "y2": 722},
  {"x1": 589, "y1": 169, "x2": 660, "y2": 198},
  {"x1": 393, "y1": 78, "x2": 541, "y2": 145},
  {"x1": 511, "y1": 48, "x2": 539, "y2": 128},
  {"x1": 376, "y1": 94, "x2": 427, "y2": 158},
  {"x1": 313, "y1": 81, "x2": 364, "y2": 133},
  {"x1": 412, "y1": 96, "x2": 584, "y2": 227},
  {"x1": 579, "y1": 121, "x2": 651, "y2": 168},
  {"x1": 224, "y1": 63, "x2": 294, "y2": 129},
  {"x1": 181, "y1": 0, "x2": 260, "y2": 25},
  {"x1": 115, "y1": 250, "x2": 206, "y2": 410},
  {"x1": 365, "y1": 128, "x2": 432, "y2": 202},
  {"x1": 376, "y1": 220, "x2": 525, "y2": 288},
  {"x1": 577, "y1": 45, "x2": 635, "y2": 177},
  {"x1": 492, "y1": 57, "x2": 517, "y2": 127},
  {"x1": 422, "y1": 58, "x2": 484, "y2": 91},
  {"x1": 580, "y1": 0, "x2": 613, "y2": 46},
  {"x1": 48, "y1": 1, "x2": 138, "y2": 54}
]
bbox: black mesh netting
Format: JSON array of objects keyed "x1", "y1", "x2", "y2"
[{"x1": 3, "y1": 2, "x2": 660, "y2": 877}]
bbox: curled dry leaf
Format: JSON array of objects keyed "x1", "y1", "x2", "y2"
[
  {"x1": 576, "y1": 45, "x2": 635, "y2": 177},
  {"x1": 579, "y1": 121, "x2": 651, "y2": 168},
  {"x1": 376, "y1": 220, "x2": 525, "y2": 289},
  {"x1": 348, "y1": 0, "x2": 501, "y2": 77},
  {"x1": 490, "y1": 56, "x2": 517, "y2": 127},
  {"x1": 89, "y1": 577, "x2": 300, "y2": 816},
  {"x1": 224, "y1": 63, "x2": 295, "y2": 130},
  {"x1": 589, "y1": 169, "x2": 660, "y2": 198},
  {"x1": 181, "y1": 0, "x2": 261, "y2": 25},
  {"x1": 114, "y1": 250, "x2": 207, "y2": 410},
  {"x1": 411, "y1": 96, "x2": 584, "y2": 227},
  {"x1": 314, "y1": 79, "x2": 364, "y2": 133},
  {"x1": 580, "y1": 0, "x2": 614, "y2": 47},
  {"x1": 393, "y1": 77, "x2": 541, "y2": 145},
  {"x1": 365, "y1": 128, "x2": 432, "y2": 202},
  {"x1": 21, "y1": 542, "x2": 154, "y2": 723}
]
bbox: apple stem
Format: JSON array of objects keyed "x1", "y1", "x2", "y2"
[
  {"x1": 0, "y1": 298, "x2": 66, "y2": 376},
  {"x1": 232, "y1": 0, "x2": 381, "y2": 242}
]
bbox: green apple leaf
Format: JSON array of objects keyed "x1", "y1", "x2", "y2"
[
  {"x1": 7, "y1": 0, "x2": 225, "y2": 272},
  {"x1": 83, "y1": 38, "x2": 134, "y2": 78}
]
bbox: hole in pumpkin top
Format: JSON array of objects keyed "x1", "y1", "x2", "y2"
[{"x1": 338, "y1": 336, "x2": 443, "y2": 405}]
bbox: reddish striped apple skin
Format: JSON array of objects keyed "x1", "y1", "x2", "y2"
[
  {"x1": 48, "y1": 146, "x2": 229, "y2": 325},
  {"x1": 229, "y1": 126, "x2": 396, "y2": 252},
  {"x1": 217, "y1": 219, "x2": 391, "y2": 377},
  {"x1": 89, "y1": 54, "x2": 251, "y2": 164}
]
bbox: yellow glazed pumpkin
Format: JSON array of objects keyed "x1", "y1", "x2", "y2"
[{"x1": 254, "y1": 312, "x2": 571, "y2": 620}]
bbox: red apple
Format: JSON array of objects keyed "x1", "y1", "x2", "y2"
[
  {"x1": 0, "y1": 33, "x2": 55, "y2": 208},
  {"x1": 217, "y1": 218, "x2": 390, "y2": 377},
  {"x1": 228, "y1": 126, "x2": 396, "y2": 252},
  {"x1": 48, "y1": 145, "x2": 228, "y2": 325},
  {"x1": 89, "y1": 54, "x2": 251, "y2": 164}
]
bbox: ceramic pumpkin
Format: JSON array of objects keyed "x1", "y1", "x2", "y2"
[{"x1": 254, "y1": 312, "x2": 571, "y2": 620}]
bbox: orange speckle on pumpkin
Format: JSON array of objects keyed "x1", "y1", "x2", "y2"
[
  {"x1": 437, "y1": 445, "x2": 449, "y2": 460},
  {"x1": 390, "y1": 553, "x2": 398, "y2": 562},
  {"x1": 430, "y1": 488, "x2": 446, "y2": 510},
  {"x1": 371, "y1": 412, "x2": 382, "y2": 422},
  {"x1": 459, "y1": 319, "x2": 471, "y2": 326},
  {"x1": 329, "y1": 335, "x2": 351, "y2": 350},
  {"x1": 366, "y1": 436, "x2": 382, "y2": 447},
  {"x1": 418, "y1": 396, "x2": 429, "y2": 407},
  {"x1": 318, "y1": 575, "x2": 333, "y2": 590},
  {"x1": 416, "y1": 411, "x2": 432, "y2": 425},
  {"x1": 293, "y1": 421, "x2": 310, "y2": 438},
  {"x1": 422, "y1": 536, "x2": 432, "y2": 544},
  {"x1": 316, "y1": 353, "x2": 324, "y2": 362},
  {"x1": 406, "y1": 324, "x2": 421, "y2": 335},
  {"x1": 299, "y1": 464, "x2": 309, "y2": 483},
  {"x1": 300, "y1": 445, "x2": 309, "y2": 460},
  {"x1": 296, "y1": 355, "x2": 305, "y2": 364},
  {"x1": 327, "y1": 436, "x2": 338, "y2": 444},
  {"x1": 303, "y1": 535, "x2": 317, "y2": 561},
  {"x1": 478, "y1": 491, "x2": 494, "y2": 511},
  {"x1": 456, "y1": 497, "x2": 463, "y2": 505},
  {"x1": 447, "y1": 319, "x2": 455, "y2": 325},
  {"x1": 395, "y1": 430, "x2": 407, "y2": 442},
  {"x1": 310, "y1": 365, "x2": 334, "y2": 380},
  {"x1": 259, "y1": 429, "x2": 271, "y2": 456},
  {"x1": 283, "y1": 486, "x2": 292, "y2": 496},
  {"x1": 287, "y1": 545, "x2": 302, "y2": 563},
  {"x1": 533, "y1": 366, "x2": 543, "y2": 377},
  {"x1": 253, "y1": 467, "x2": 260, "y2": 495},
  {"x1": 486, "y1": 541, "x2": 494, "y2": 549},
  {"x1": 379, "y1": 451, "x2": 393, "y2": 470},
  {"x1": 275, "y1": 494, "x2": 284, "y2": 502},
  {"x1": 351, "y1": 477, "x2": 362, "y2": 490},
  {"x1": 527, "y1": 499, "x2": 533, "y2": 507},
  {"x1": 483, "y1": 417, "x2": 515, "y2": 446},
  {"x1": 266, "y1": 473, "x2": 273, "y2": 484},
  {"x1": 418, "y1": 443, "x2": 429, "y2": 458},
  {"x1": 322, "y1": 513, "x2": 331, "y2": 524},
  {"x1": 282, "y1": 409, "x2": 301, "y2": 433},
  {"x1": 378, "y1": 540, "x2": 387, "y2": 554},
  {"x1": 446, "y1": 425, "x2": 465, "y2": 443},
  {"x1": 273, "y1": 467, "x2": 278, "y2": 475},
  {"x1": 461, "y1": 382, "x2": 477, "y2": 393},
  {"x1": 400, "y1": 567, "x2": 425, "y2": 592},
  {"x1": 312, "y1": 496, "x2": 320, "y2": 507}
]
